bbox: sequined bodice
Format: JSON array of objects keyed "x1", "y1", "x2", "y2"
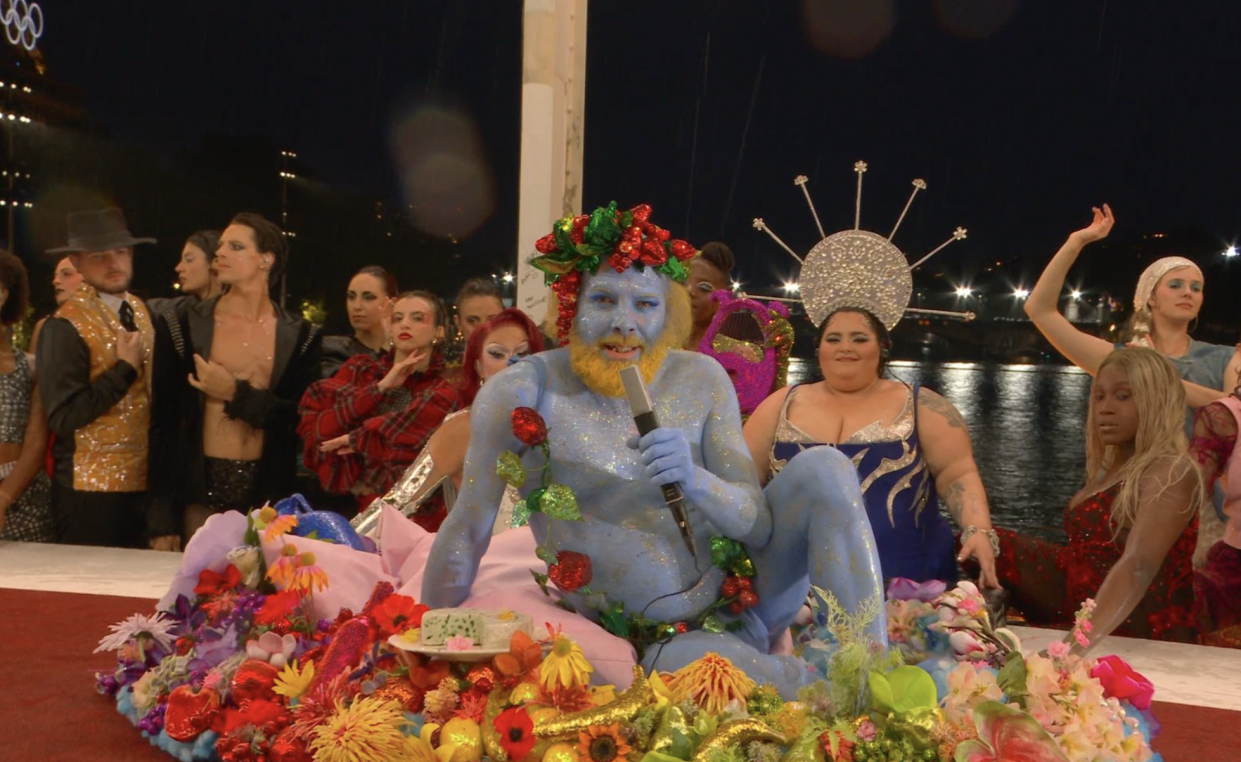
[
  {"x1": 769, "y1": 383, "x2": 956, "y2": 582},
  {"x1": 770, "y1": 385, "x2": 914, "y2": 451},
  {"x1": 0, "y1": 348, "x2": 31, "y2": 444}
]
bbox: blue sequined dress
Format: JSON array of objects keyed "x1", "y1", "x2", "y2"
[{"x1": 768, "y1": 383, "x2": 957, "y2": 582}]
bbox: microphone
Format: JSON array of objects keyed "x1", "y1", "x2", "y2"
[{"x1": 620, "y1": 365, "x2": 697, "y2": 560}]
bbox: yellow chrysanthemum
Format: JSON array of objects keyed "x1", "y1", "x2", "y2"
[
  {"x1": 264, "y1": 514, "x2": 299, "y2": 542},
  {"x1": 665, "y1": 652, "x2": 756, "y2": 715},
  {"x1": 273, "y1": 659, "x2": 316, "y2": 701},
  {"x1": 539, "y1": 634, "x2": 594, "y2": 691},
  {"x1": 310, "y1": 697, "x2": 408, "y2": 762}
]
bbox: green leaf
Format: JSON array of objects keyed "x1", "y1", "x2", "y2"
[
  {"x1": 496, "y1": 450, "x2": 527, "y2": 488},
  {"x1": 869, "y1": 666, "x2": 937, "y2": 715},
  {"x1": 888, "y1": 666, "x2": 938, "y2": 714},
  {"x1": 600, "y1": 603, "x2": 631, "y2": 639},
  {"x1": 510, "y1": 500, "x2": 531, "y2": 528},
  {"x1": 997, "y1": 653, "x2": 1030, "y2": 707},
  {"x1": 540, "y1": 483, "x2": 581, "y2": 520},
  {"x1": 710, "y1": 536, "x2": 744, "y2": 570},
  {"x1": 868, "y1": 670, "x2": 895, "y2": 714},
  {"x1": 530, "y1": 569, "x2": 550, "y2": 597}
]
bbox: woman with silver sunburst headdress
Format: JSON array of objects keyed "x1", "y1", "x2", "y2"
[{"x1": 743, "y1": 165, "x2": 998, "y2": 588}]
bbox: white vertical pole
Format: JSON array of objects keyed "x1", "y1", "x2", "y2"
[{"x1": 516, "y1": 0, "x2": 588, "y2": 328}]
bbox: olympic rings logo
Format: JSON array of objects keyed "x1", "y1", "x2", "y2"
[{"x1": 2, "y1": 0, "x2": 43, "y2": 52}]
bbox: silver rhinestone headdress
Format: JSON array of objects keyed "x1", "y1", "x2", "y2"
[{"x1": 752, "y1": 162, "x2": 971, "y2": 331}]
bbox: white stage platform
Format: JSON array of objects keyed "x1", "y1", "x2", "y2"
[{"x1": 3, "y1": 541, "x2": 1238, "y2": 710}]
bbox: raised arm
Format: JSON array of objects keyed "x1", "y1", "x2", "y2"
[
  {"x1": 917, "y1": 389, "x2": 999, "y2": 588},
  {"x1": 1024, "y1": 205, "x2": 1117, "y2": 375},
  {"x1": 1074, "y1": 456, "x2": 1200, "y2": 651},
  {"x1": 421, "y1": 362, "x2": 540, "y2": 608},
  {"x1": 742, "y1": 386, "x2": 792, "y2": 486}
]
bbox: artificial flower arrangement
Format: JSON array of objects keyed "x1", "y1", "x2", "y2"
[{"x1": 97, "y1": 503, "x2": 1161, "y2": 762}]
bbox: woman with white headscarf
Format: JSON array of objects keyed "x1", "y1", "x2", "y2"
[{"x1": 1025, "y1": 205, "x2": 1240, "y2": 410}]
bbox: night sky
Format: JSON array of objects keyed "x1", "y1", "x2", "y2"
[{"x1": 34, "y1": 0, "x2": 1241, "y2": 304}]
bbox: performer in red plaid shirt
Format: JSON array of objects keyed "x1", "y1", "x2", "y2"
[{"x1": 298, "y1": 291, "x2": 460, "y2": 517}]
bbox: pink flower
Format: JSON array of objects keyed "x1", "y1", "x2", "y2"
[
  {"x1": 445, "y1": 635, "x2": 475, "y2": 652},
  {"x1": 855, "y1": 720, "x2": 877, "y2": 742},
  {"x1": 1073, "y1": 629, "x2": 1091, "y2": 647},
  {"x1": 950, "y1": 630, "x2": 987, "y2": 657},
  {"x1": 1046, "y1": 641, "x2": 1070, "y2": 659},
  {"x1": 958, "y1": 597, "x2": 982, "y2": 615},
  {"x1": 245, "y1": 630, "x2": 297, "y2": 669},
  {"x1": 1089, "y1": 655, "x2": 1154, "y2": 711}
]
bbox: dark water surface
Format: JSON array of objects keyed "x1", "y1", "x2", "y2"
[{"x1": 787, "y1": 359, "x2": 1092, "y2": 543}]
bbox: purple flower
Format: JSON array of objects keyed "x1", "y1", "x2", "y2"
[{"x1": 887, "y1": 577, "x2": 947, "y2": 603}]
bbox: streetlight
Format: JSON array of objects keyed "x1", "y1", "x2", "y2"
[
  {"x1": 731, "y1": 280, "x2": 742, "y2": 292},
  {"x1": 954, "y1": 286, "x2": 973, "y2": 298},
  {"x1": 1070, "y1": 290, "x2": 1083, "y2": 300},
  {"x1": 1224, "y1": 245, "x2": 1239, "y2": 259},
  {"x1": 502, "y1": 272, "x2": 514, "y2": 284},
  {"x1": 781, "y1": 281, "x2": 800, "y2": 294},
  {"x1": 1012, "y1": 287, "x2": 1030, "y2": 299}
]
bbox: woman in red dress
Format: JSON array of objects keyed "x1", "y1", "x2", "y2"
[
  {"x1": 298, "y1": 291, "x2": 461, "y2": 517},
  {"x1": 994, "y1": 347, "x2": 1204, "y2": 645}
]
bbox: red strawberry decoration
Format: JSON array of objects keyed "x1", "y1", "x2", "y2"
[{"x1": 164, "y1": 684, "x2": 221, "y2": 741}]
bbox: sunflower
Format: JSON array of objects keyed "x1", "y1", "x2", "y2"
[
  {"x1": 494, "y1": 706, "x2": 536, "y2": 761},
  {"x1": 539, "y1": 634, "x2": 594, "y2": 691},
  {"x1": 576, "y1": 724, "x2": 632, "y2": 762}
]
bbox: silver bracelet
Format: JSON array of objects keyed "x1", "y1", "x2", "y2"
[{"x1": 961, "y1": 525, "x2": 1000, "y2": 558}]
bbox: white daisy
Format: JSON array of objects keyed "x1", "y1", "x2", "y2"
[{"x1": 94, "y1": 612, "x2": 177, "y2": 653}]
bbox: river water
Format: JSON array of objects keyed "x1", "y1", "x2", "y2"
[{"x1": 787, "y1": 358, "x2": 1093, "y2": 543}]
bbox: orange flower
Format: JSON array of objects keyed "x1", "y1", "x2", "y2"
[
  {"x1": 266, "y1": 544, "x2": 301, "y2": 588},
  {"x1": 264, "y1": 514, "x2": 299, "y2": 542},
  {"x1": 576, "y1": 724, "x2": 631, "y2": 762},
  {"x1": 494, "y1": 631, "x2": 543, "y2": 680},
  {"x1": 290, "y1": 553, "x2": 329, "y2": 593},
  {"x1": 665, "y1": 652, "x2": 756, "y2": 715}
]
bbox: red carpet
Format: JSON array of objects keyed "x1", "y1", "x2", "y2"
[{"x1": 0, "y1": 587, "x2": 1235, "y2": 761}]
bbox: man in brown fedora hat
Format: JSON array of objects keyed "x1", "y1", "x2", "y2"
[{"x1": 36, "y1": 207, "x2": 173, "y2": 549}]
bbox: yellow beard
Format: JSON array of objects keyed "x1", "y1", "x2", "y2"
[{"x1": 569, "y1": 333, "x2": 673, "y2": 398}]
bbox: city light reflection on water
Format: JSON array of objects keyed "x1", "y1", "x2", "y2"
[{"x1": 787, "y1": 358, "x2": 1091, "y2": 542}]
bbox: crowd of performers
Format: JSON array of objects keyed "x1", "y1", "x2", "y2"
[{"x1": 0, "y1": 200, "x2": 1237, "y2": 689}]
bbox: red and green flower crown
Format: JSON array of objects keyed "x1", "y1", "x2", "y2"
[{"x1": 532, "y1": 201, "x2": 698, "y2": 344}]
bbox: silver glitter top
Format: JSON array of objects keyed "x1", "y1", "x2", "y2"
[{"x1": 800, "y1": 229, "x2": 911, "y2": 330}]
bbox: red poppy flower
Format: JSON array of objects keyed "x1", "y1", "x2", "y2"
[
  {"x1": 511, "y1": 407, "x2": 548, "y2": 447},
  {"x1": 494, "y1": 706, "x2": 536, "y2": 761},
  {"x1": 195, "y1": 564, "x2": 242, "y2": 596},
  {"x1": 254, "y1": 590, "x2": 303, "y2": 626},
  {"x1": 372, "y1": 594, "x2": 430, "y2": 639}
]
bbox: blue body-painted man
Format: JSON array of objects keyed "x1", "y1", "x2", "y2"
[{"x1": 422, "y1": 205, "x2": 886, "y2": 696}]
